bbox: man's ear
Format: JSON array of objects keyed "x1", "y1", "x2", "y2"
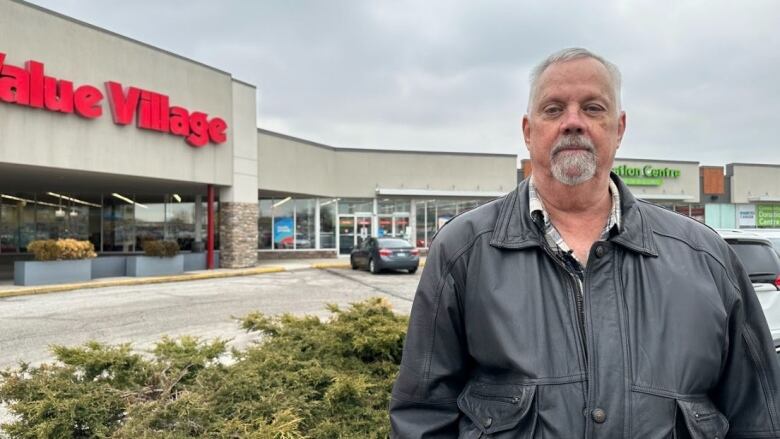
[
  {"x1": 522, "y1": 114, "x2": 531, "y2": 150},
  {"x1": 616, "y1": 111, "x2": 626, "y2": 149}
]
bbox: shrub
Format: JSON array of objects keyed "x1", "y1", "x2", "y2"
[
  {"x1": 27, "y1": 239, "x2": 97, "y2": 261},
  {"x1": 142, "y1": 240, "x2": 180, "y2": 257},
  {"x1": 0, "y1": 298, "x2": 408, "y2": 438}
]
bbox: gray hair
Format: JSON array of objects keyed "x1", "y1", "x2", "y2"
[{"x1": 528, "y1": 48, "x2": 622, "y2": 112}]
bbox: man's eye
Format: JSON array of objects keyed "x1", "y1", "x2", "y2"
[
  {"x1": 543, "y1": 106, "x2": 562, "y2": 115},
  {"x1": 584, "y1": 105, "x2": 605, "y2": 113}
]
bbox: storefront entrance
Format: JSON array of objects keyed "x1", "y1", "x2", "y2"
[{"x1": 338, "y1": 214, "x2": 372, "y2": 255}]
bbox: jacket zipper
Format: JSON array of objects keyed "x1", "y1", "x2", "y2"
[{"x1": 539, "y1": 243, "x2": 588, "y2": 364}]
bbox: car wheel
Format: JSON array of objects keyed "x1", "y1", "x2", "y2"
[
  {"x1": 350, "y1": 256, "x2": 357, "y2": 270},
  {"x1": 369, "y1": 258, "x2": 379, "y2": 274},
  {"x1": 408, "y1": 267, "x2": 418, "y2": 274}
]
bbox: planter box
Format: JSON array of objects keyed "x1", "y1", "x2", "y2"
[
  {"x1": 14, "y1": 259, "x2": 92, "y2": 286},
  {"x1": 127, "y1": 255, "x2": 184, "y2": 277},
  {"x1": 182, "y1": 251, "x2": 220, "y2": 271},
  {"x1": 91, "y1": 256, "x2": 127, "y2": 279}
]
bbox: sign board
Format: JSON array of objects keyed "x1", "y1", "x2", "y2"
[
  {"x1": 613, "y1": 164, "x2": 681, "y2": 186},
  {"x1": 0, "y1": 52, "x2": 227, "y2": 147},
  {"x1": 757, "y1": 204, "x2": 780, "y2": 228},
  {"x1": 737, "y1": 204, "x2": 757, "y2": 228}
]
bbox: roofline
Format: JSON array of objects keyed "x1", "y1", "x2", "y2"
[
  {"x1": 728, "y1": 163, "x2": 780, "y2": 168},
  {"x1": 614, "y1": 157, "x2": 700, "y2": 165},
  {"x1": 14, "y1": 0, "x2": 256, "y2": 87},
  {"x1": 257, "y1": 128, "x2": 517, "y2": 158}
]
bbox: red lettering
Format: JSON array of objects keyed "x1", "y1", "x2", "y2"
[
  {"x1": 44, "y1": 77, "x2": 74, "y2": 113},
  {"x1": 150, "y1": 92, "x2": 161, "y2": 131},
  {"x1": 138, "y1": 90, "x2": 153, "y2": 129},
  {"x1": 208, "y1": 117, "x2": 227, "y2": 144},
  {"x1": 73, "y1": 85, "x2": 103, "y2": 119},
  {"x1": 0, "y1": 64, "x2": 30, "y2": 105},
  {"x1": 160, "y1": 94, "x2": 170, "y2": 132},
  {"x1": 186, "y1": 112, "x2": 209, "y2": 147},
  {"x1": 169, "y1": 106, "x2": 190, "y2": 137},
  {"x1": 105, "y1": 81, "x2": 139, "y2": 125},
  {"x1": 26, "y1": 61, "x2": 44, "y2": 109}
]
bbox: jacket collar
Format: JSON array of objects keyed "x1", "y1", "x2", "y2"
[{"x1": 489, "y1": 172, "x2": 658, "y2": 257}]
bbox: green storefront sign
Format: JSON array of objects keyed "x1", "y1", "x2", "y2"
[
  {"x1": 612, "y1": 164, "x2": 681, "y2": 186},
  {"x1": 757, "y1": 204, "x2": 780, "y2": 228}
]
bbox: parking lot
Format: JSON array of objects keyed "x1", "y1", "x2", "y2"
[{"x1": 0, "y1": 267, "x2": 420, "y2": 369}]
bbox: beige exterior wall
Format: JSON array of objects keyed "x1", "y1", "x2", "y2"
[
  {"x1": 257, "y1": 131, "x2": 517, "y2": 198},
  {"x1": 0, "y1": 0, "x2": 236, "y2": 185},
  {"x1": 613, "y1": 158, "x2": 700, "y2": 203},
  {"x1": 729, "y1": 164, "x2": 780, "y2": 204}
]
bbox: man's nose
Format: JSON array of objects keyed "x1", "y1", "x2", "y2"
[{"x1": 561, "y1": 109, "x2": 586, "y2": 135}]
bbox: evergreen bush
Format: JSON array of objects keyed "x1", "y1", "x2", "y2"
[{"x1": 0, "y1": 298, "x2": 407, "y2": 438}]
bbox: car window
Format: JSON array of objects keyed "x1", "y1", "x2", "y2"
[
  {"x1": 728, "y1": 241, "x2": 780, "y2": 276},
  {"x1": 377, "y1": 238, "x2": 412, "y2": 248}
]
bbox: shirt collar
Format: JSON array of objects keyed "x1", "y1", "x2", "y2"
[{"x1": 528, "y1": 177, "x2": 622, "y2": 233}]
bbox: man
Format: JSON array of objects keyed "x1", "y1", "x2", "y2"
[{"x1": 390, "y1": 48, "x2": 780, "y2": 438}]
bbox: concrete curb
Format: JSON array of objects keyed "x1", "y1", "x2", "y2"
[
  {"x1": 0, "y1": 266, "x2": 287, "y2": 299},
  {"x1": 0, "y1": 258, "x2": 426, "y2": 300}
]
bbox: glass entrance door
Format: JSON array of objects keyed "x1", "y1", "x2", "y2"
[{"x1": 338, "y1": 215, "x2": 373, "y2": 255}]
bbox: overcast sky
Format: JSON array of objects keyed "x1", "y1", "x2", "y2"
[{"x1": 27, "y1": 0, "x2": 780, "y2": 165}]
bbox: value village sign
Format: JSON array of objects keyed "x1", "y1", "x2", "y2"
[{"x1": 0, "y1": 52, "x2": 228, "y2": 148}]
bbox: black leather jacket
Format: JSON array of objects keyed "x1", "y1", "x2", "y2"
[{"x1": 390, "y1": 175, "x2": 780, "y2": 438}]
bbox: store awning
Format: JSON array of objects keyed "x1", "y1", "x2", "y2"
[
  {"x1": 634, "y1": 193, "x2": 696, "y2": 201},
  {"x1": 376, "y1": 188, "x2": 507, "y2": 198},
  {"x1": 748, "y1": 196, "x2": 780, "y2": 202}
]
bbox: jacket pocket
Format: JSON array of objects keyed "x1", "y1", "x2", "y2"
[
  {"x1": 457, "y1": 382, "x2": 536, "y2": 438},
  {"x1": 675, "y1": 398, "x2": 729, "y2": 439}
]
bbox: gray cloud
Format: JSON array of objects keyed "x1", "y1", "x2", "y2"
[{"x1": 27, "y1": 0, "x2": 780, "y2": 164}]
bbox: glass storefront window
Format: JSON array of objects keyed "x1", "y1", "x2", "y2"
[
  {"x1": 273, "y1": 197, "x2": 295, "y2": 249},
  {"x1": 378, "y1": 198, "x2": 410, "y2": 214},
  {"x1": 166, "y1": 195, "x2": 195, "y2": 251},
  {"x1": 258, "y1": 199, "x2": 273, "y2": 250},
  {"x1": 1, "y1": 196, "x2": 19, "y2": 253},
  {"x1": 135, "y1": 195, "x2": 165, "y2": 250},
  {"x1": 415, "y1": 201, "x2": 426, "y2": 248},
  {"x1": 295, "y1": 199, "x2": 315, "y2": 249},
  {"x1": 319, "y1": 199, "x2": 336, "y2": 249},
  {"x1": 338, "y1": 199, "x2": 373, "y2": 214},
  {"x1": 103, "y1": 195, "x2": 135, "y2": 252}
]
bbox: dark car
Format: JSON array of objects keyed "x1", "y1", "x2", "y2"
[{"x1": 350, "y1": 237, "x2": 419, "y2": 274}]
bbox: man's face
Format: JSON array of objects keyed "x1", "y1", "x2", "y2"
[{"x1": 523, "y1": 58, "x2": 626, "y2": 186}]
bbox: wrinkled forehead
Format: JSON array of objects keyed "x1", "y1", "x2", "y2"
[{"x1": 532, "y1": 58, "x2": 617, "y2": 106}]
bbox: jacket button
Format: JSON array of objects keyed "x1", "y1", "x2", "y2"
[
  {"x1": 595, "y1": 245, "x2": 606, "y2": 258},
  {"x1": 484, "y1": 417, "x2": 493, "y2": 428},
  {"x1": 591, "y1": 408, "x2": 607, "y2": 423}
]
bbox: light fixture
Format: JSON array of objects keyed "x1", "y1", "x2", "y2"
[
  {"x1": 55, "y1": 194, "x2": 65, "y2": 218},
  {"x1": 172, "y1": 194, "x2": 182, "y2": 203},
  {"x1": 47, "y1": 192, "x2": 101, "y2": 208},
  {"x1": 320, "y1": 198, "x2": 340, "y2": 207},
  {"x1": 273, "y1": 196, "x2": 292, "y2": 208},
  {"x1": 112, "y1": 193, "x2": 148, "y2": 209},
  {"x1": 0, "y1": 194, "x2": 59, "y2": 208},
  {"x1": 69, "y1": 209, "x2": 78, "y2": 217}
]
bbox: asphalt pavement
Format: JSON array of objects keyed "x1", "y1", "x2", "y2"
[{"x1": 0, "y1": 267, "x2": 419, "y2": 370}]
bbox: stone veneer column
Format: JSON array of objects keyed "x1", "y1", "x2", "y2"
[{"x1": 218, "y1": 202, "x2": 258, "y2": 268}]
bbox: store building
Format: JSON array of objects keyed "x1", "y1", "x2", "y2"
[{"x1": 0, "y1": 0, "x2": 518, "y2": 277}]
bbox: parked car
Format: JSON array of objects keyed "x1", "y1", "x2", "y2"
[
  {"x1": 350, "y1": 237, "x2": 419, "y2": 274},
  {"x1": 717, "y1": 230, "x2": 780, "y2": 340},
  {"x1": 742, "y1": 228, "x2": 780, "y2": 256}
]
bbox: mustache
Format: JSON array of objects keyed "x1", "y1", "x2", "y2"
[{"x1": 551, "y1": 135, "x2": 595, "y2": 155}]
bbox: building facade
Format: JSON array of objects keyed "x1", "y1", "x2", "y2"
[{"x1": 0, "y1": 1, "x2": 518, "y2": 277}]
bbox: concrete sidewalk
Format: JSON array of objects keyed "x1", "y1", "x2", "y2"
[{"x1": 0, "y1": 257, "x2": 425, "y2": 299}]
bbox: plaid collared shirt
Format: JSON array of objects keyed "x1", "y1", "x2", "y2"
[{"x1": 529, "y1": 178, "x2": 621, "y2": 270}]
